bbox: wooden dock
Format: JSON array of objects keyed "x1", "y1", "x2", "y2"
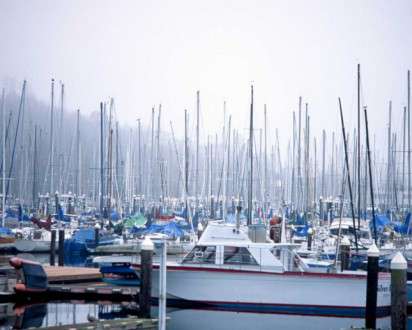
[
  {"x1": 16, "y1": 316, "x2": 160, "y2": 330},
  {"x1": 44, "y1": 266, "x2": 102, "y2": 283}
]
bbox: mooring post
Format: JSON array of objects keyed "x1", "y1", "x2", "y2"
[
  {"x1": 210, "y1": 196, "x2": 215, "y2": 219},
  {"x1": 365, "y1": 243, "x2": 379, "y2": 329},
  {"x1": 58, "y1": 229, "x2": 65, "y2": 266},
  {"x1": 50, "y1": 229, "x2": 56, "y2": 266},
  {"x1": 94, "y1": 223, "x2": 100, "y2": 246},
  {"x1": 158, "y1": 239, "x2": 167, "y2": 330},
  {"x1": 197, "y1": 222, "x2": 203, "y2": 240},
  {"x1": 139, "y1": 236, "x2": 154, "y2": 318},
  {"x1": 340, "y1": 236, "x2": 351, "y2": 271},
  {"x1": 307, "y1": 227, "x2": 313, "y2": 251},
  {"x1": 391, "y1": 252, "x2": 407, "y2": 330}
]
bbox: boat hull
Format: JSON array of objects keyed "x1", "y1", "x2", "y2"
[
  {"x1": 149, "y1": 266, "x2": 391, "y2": 317},
  {"x1": 14, "y1": 239, "x2": 51, "y2": 253}
]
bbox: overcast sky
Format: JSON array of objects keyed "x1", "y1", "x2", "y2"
[{"x1": 1, "y1": 0, "x2": 411, "y2": 147}]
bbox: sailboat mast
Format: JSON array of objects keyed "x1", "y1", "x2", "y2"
[
  {"x1": 339, "y1": 98, "x2": 359, "y2": 251},
  {"x1": 364, "y1": 106, "x2": 377, "y2": 243},
  {"x1": 59, "y1": 83, "x2": 64, "y2": 193},
  {"x1": 138, "y1": 118, "x2": 142, "y2": 196},
  {"x1": 225, "y1": 115, "x2": 231, "y2": 220},
  {"x1": 264, "y1": 105, "x2": 268, "y2": 213},
  {"x1": 76, "y1": 109, "x2": 80, "y2": 196},
  {"x1": 49, "y1": 79, "x2": 55, "y2": 195},
  {"x1": 357, "y1": 64, "x2": 361, "y2": 228},
  {"x1": 1, "y1": 88, "x2": 5, "y2": 227},
  {"x1": 32, "y1": 125, "x2": 37, "y2": 210},
  {"x1": 386, "y1": 101, "x2": 392, "y2": 210},
  {"x1": 247, "y1": 85, "x2": 254, "y2": 226},
  {"x1": 408, "y1": 70, "x2": 411, "y2": 211},
  {"x1": 99, "y1": 102, "x2": 104, "y2": 219},
  {"x1": 195, "y1": 91, "x2": 200, "y2": 206},
  {"x1": 184, "y1": 110, "x2": 189, "y2": 197}
]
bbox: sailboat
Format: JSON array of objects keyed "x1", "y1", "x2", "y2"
[{"x1": 132, "y1": 86, "x2": 391, "y2": 317}]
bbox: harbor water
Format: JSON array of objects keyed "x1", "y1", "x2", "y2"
[{"x1": 0, "y1": 302, "x2": 396, "y2": 330}]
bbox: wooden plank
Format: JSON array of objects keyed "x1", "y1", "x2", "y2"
[{"x1": 44, "y1": 266, "x2": 102, "y2": 283}]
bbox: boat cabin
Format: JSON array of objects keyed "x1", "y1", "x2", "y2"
[{"x1": 180, "y1": 223, "x2": 303, "y2": 273}]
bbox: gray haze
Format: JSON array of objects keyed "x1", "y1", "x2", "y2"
[{"x1": 1, "y1": 0, "x2": 412, "y2": 143}]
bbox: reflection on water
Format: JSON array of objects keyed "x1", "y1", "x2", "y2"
[
  {"x1": 0, "y1": 254, "x2": 402, "y2": 329},
  {"x1": 0, "y1": 302, "x2": 138, "y2": 329},
  {"x1": 0, "y1": 302, "x2": 395, "y2": 330},
  {"x1": 166, "y1": 308, "x2": 391, "y2": 330}
]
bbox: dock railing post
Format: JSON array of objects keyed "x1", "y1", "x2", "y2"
[
  {"x1": 58, "y1": 229, "x2": 65, "y2": 266},
  {"x1": 391, "y1": 252, "x2": 407, "y2": 330},
  {"x1": 365, "y1": 243, "x2": 379, "y2": 329},
  {"x1": 139, "y1": 236, "x2": 154, "y2": 318},
  {"x1": 50, "y1": 229, "x2": 56, "y2": 266},
  {"x1": 159, "y1": 239, "x2": 167, "y2": 330}
]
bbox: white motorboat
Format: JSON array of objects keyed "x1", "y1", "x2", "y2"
[
  {"x1": 14, "y1": 228, "x2": 52, "y2": 252},
  {"x1": 134, "y1": 222, "x2": 391, "y2": 317}
]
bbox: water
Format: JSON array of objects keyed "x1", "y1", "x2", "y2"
[
  {"x1": 0, "y1": 302, "x2": 395, "y2": 330},
  {"x1": 0, "y1": 254, "x2": 400, "y2": 329}
]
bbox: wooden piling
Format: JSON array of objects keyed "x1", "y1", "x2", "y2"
[
  {"x1": 58, "y1": 229, "x2": 64, "y2": 266},
  {"x1": 139, "y1": 236, "x2": 154, "y2": 318},
  {"x1": 365, "y1": 243, "x2": 379, "y2": 329},
  {"x1": 391, "y1": 252, "x2": 407, "y2": 330},
  {"x1": 339, "y1": 237, "x2": 350, "y2": 271},
  {"x1": 197, "y1": 222, "x2": 203, "y2": 240},
  {"x1": 94, "y1": 225, "x2": 100, "y2": 246},
  {"x1": 50, "y1": 230, "x2": 56, "y2": 266},
  {"x1": 307, "y1": 228, "x2": 313, "y2": 251}
]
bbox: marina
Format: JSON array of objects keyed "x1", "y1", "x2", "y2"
[{"x1": 2, "y1": 0, "x2": 412, "y2": 329}]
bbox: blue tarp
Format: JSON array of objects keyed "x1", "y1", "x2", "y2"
[
  {"x1": 295, "y1": 213, "x2": 306, "y2": 225},
  {"x1": 394, "y1": 213, "x2": 411, "y2": 234},
  {"x1": 293, "y1": 224, "x2": 309, "y2": 237},
  {"x1": 373, "y1": 214, "x2": 390, "y2": 233},
  {"x1": 132, "y1": 222, "x2": 185, "y2": 238},
  {"x1": 0, "y1": 227, "x2": 13, "y2": 236},
  {"x1": 145, "y1": 222, "x2": 185, "y2": 238},
  {"x1": 72, "y1": 228, "x2": 95, "y2": 242},
  {"x1": 111, "y1": 210, "x2": 121, "y2": 221}
]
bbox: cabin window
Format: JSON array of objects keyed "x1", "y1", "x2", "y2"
[
  {"x1": 223, "y1": 246, "x2": 258, "y2": 265},
  {"x1": 182, "y1": 246, "x2": 216, "y2": 264}
]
